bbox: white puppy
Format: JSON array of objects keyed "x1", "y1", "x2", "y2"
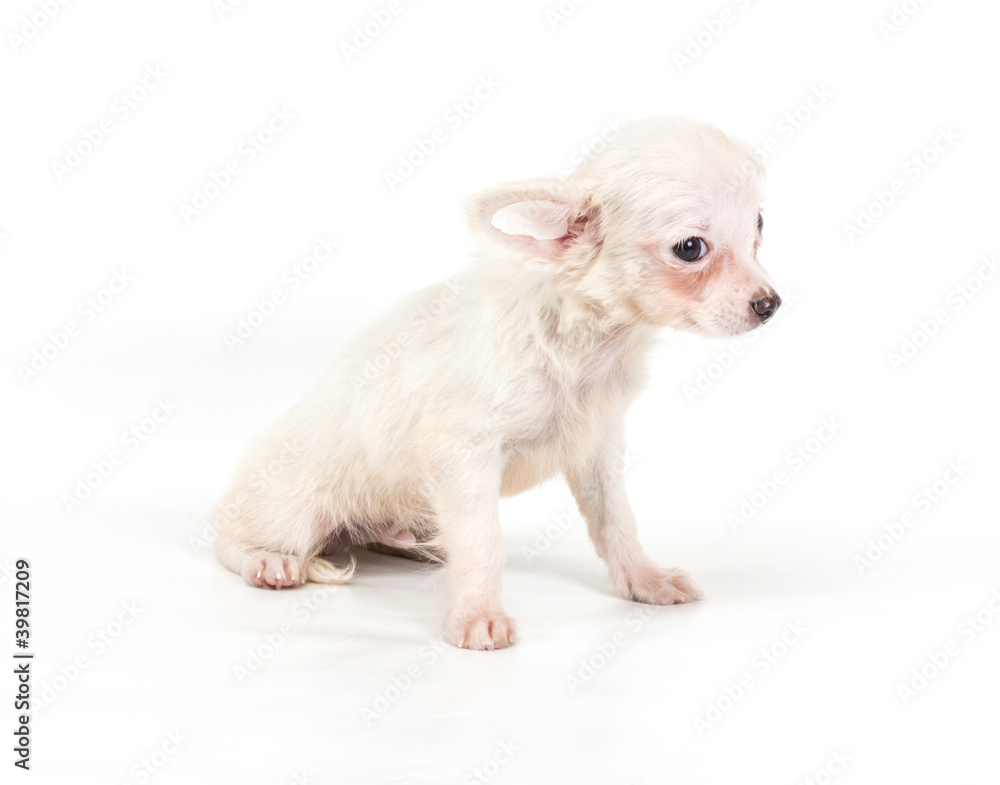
[{"x1": 214, "y1": 116, "x2": 780, "y2": 650}]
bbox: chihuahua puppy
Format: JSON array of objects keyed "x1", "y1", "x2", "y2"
[{"x1": 214, "y1": 116, "x2": 779, "y2": 650}]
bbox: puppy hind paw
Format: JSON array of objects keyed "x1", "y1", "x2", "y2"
[{"x1": 245, "y1": 553, "x2": 304, "y2": 590}]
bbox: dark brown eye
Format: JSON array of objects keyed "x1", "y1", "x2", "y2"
[
  {"x1": 757, "y1": 212, "x2": 764, "y2": 233},
  {"x1": 673, "y1": 237, "x2": 707, "y2": 262}
]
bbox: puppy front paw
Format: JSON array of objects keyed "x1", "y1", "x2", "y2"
[
  {"x1": 616, "y1": 564, "x2": 703, "y2": 605},
  {"x1": 445, "y1": 611, "x2": 517, "y2": 650}
]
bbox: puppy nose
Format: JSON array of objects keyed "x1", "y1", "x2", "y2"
[{"x1": 751, "y1": 292, "x2": 781, "y2": 322}]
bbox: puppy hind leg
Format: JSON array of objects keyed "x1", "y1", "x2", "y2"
[{"x1": 213, "y1": 495, "x2": 356, "y2": 590}]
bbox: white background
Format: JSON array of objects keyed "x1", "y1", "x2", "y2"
[{"x1": 3, "y1": 0, "x2": 999, "y2": 783}]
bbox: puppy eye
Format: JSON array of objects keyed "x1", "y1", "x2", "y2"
[
  {"x1": 673, "y1": 237, "x2": 708, "y2": 263},
  {"x1": 757, "y1": 212, "x2": 764, "y2": 233}
]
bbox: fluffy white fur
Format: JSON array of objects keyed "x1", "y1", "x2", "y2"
[{"x1": 214, "y1": 116, "x2": 779, "y2": 650}]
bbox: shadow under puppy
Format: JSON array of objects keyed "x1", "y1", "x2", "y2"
[{"x1": 214, "y1": 116, "x2": 781, "y2": 650}]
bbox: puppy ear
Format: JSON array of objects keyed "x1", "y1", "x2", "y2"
[{"x1": 466, "y1": 178, "x2": 598, "y2": 263}]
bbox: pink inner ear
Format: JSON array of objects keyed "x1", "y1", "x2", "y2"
[
  {"x1": 490, "y1": 199, "x2": 583, "y2": 259},
  {"x1": 491, "y1": 200, "x2": 570, "y2": 240},
  {"x1": 505, "y1": 235, "x2": 572, "y2": 256}
]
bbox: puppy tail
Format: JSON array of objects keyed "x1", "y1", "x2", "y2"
[{"x1": 304, "y1": 552, "x2": 357, "y2": 585}]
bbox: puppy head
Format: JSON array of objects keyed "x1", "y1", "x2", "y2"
[{"x1": 467, "y1": 116, "x2": 779, "y2": 336}]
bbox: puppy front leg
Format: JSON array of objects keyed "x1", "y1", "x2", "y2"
[
  {"x1": 566, "y1": 430, "x2": 703, "y2": 605},
  {"x1": 435, "y1": 456, "x2": 516, "y2": 650}
]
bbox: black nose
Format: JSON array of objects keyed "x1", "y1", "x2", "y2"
[{"x1": 751, "y1": 293, "x2": 781, "y2": 322}]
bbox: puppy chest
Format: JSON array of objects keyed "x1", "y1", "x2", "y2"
[{"x1": 498, "y1": 387, "x2": 619, "y2": 496}]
